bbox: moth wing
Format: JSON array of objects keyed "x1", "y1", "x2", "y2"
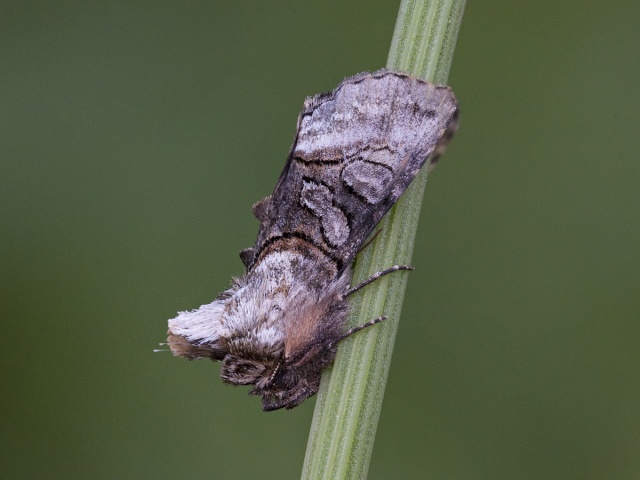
[{"x1": 251, "y1": 70, "x2": 458, "y2": 272}]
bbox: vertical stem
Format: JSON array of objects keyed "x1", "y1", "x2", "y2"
[{"x1": 301, "y1": 1, "x2": 465, "y2": 479}]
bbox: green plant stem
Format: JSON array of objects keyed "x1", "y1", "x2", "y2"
[{"x1": 301, "y1": 1, "x2": 465, "y2": 479}]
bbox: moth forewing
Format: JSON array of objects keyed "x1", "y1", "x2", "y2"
[{"x1": 167, "y1": 69, "x2": 458, "y2": 410}]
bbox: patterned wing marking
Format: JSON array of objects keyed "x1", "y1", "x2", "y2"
[
  {"x1": 249, "y1": 69, "x2": 458, "y2": 273},
  {"x1": 299, "y1": 179, "x2": 350, "y2": 247}
]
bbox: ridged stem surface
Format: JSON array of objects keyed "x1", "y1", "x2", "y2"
[{"x1": 301, "y1": 1, "x2": 466, "y2": 478}]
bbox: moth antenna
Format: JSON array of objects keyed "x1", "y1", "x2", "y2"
[
  {"x1": 343, "y1": 265, "x2": 414, "y2": 298},
  {"x1": 335, "y1": 315, "x2": 388, "y2": 345},
  {"x1": 356, "y1": 229, "x2": 383, "y2": 255},
  {"x1": 267, "y1": 360, "x2": 283, "y2": 385}
]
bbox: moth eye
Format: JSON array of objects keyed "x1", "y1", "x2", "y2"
[
  {"x1": 240, "y1": 362, "x2": 262, "y2": 375},
  {"x1": 221, "y1": 356, "x2": 267, "y2": 385},
  {"x1": 231, "y1": 360, "x2": 262, "y2": 375}
]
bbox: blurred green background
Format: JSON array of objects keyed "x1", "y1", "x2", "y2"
[{"x1": 2, "y1": 1, "x2": 639, "y2": 478}]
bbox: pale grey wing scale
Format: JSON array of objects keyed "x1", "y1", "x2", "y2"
[{"x1": 247, "y1": 70, "x2": 458, "y2": 273}]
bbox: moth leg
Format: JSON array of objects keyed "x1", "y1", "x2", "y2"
[
  {"x1": 343, "y1": 265, "x2": 414, "y2": 299},
  {"x1": 336, "y1": 315, "x2": 388, "y2": 343},
  {"x1": 356, "y1": 229, "x2": 382, "y2": 255}
]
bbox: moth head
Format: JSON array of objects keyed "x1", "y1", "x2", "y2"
[
  {"x1": 218, "y1": 331, "x2": 282, "y2": 387},
  {"x1": 249, "y1": 341, "x2": 339, "y2": 411},
  {"x1": 217, "y1": 322, "x2": 341, "y2": 410},
  {"x1": 250, "y1": 279, "x2": 350, "y2": 410}
]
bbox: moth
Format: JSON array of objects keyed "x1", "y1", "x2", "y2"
[{"x1": 167, "y1": 69, "x2": 458, "y2": 410}]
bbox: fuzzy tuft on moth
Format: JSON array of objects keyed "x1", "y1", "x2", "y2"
[{"x1": 167, "y1": 69, "x2": 458, "y2": 411}]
